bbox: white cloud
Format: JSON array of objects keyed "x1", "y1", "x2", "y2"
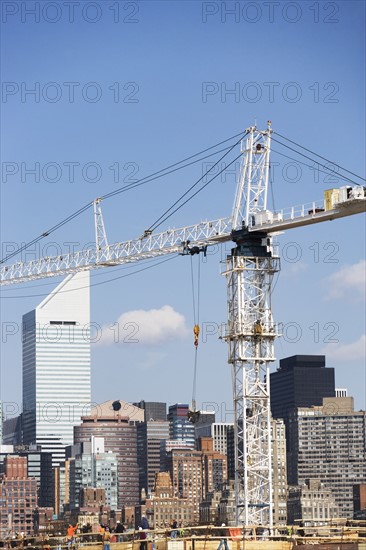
[
  {"x1": 282, "y1": 262, "x2": 308, "y2": 277},
  {"x1": 138, "y1": 351, "x2": 168, "y2": 370},
  {"x1": 321, "y1": 334, "x2": 366, "y2": 361},
  {"x1": 325, "y1": 259, "x2": 366, "y2": 300},
  {"x1": 97, "y1": 305, "x2": 189, "y2": 346}
]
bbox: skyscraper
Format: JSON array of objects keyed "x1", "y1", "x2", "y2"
[
  {"x1": 168, "y1": 404, "x2": 195, "y2": 446},
  {"x1": 137, "y1": 419, "x2": 169, "y2": 496},
  {"x1": 270, "y1": 355, "x2": 335, "y2": 422},
  {"x1": 288, "y1": 396, "x2": 366, "y2": 517},
  {"x1": 133, "y1": 401, "x2": 167, "y2": 421},
  {"x1": 22, "y1": 272, "x2": 91, "y2": 465}
]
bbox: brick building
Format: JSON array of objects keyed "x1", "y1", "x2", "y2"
[
  {"x1": 166, "y1": 437, "x2": 227, "y2": 524},
  {"x1": 0, "y1": 456, "x2": 38, "y2": 537}
]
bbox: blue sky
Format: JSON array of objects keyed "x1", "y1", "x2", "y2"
[{"x1": 1, "y1": 0, "x2": 365, "y2": 420}]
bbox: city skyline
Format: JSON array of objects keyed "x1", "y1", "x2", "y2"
[
  {"x1": 1, "y1": 0, "x2": 365, "y2": 537},
  {"x1": 1, "y1": 2, "x2": 365, "y2": 418}
]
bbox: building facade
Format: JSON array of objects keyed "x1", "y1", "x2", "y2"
[
  {"x1": 353, "y1": 484, "x2": 366, "y2": 517},
  {"x1": 287, "y1": 479, "x2": 339, "y2": 524},
  {"x1": 133, "y1": 401, "x2": 167, "y2": 422},
  {"x1": 271, "y1": 419, "x2": 287, "y2": 525},
  {"x1": 288, "y1": 397, "x2": 366, "y2": 518},
  {"x1": 137, "y1": 420, "x2": 169, "y2": 496},
  {"x1": 22, "y1": 272, "x2": 91, "y2": 466},
  {"x1": 74, "y1": 412, "x2": 139, "y2": 508},
  {"x1": 0, "y1": 445, "x2": 53, "y2": 508},
  {"x1": 167, "y1": 439, "x2": 227, "y2": 524},
  {"x1": 270, "y1": 355, "x2": 335, "y2": 423},
  {"x1": 2, "y1": 415, "x2": 22, "y2": 446},
  {"x1": 168, "y1": 404, "x2": 195, "y2": 447},
  {"x1": 146, "y1": 472, "x2": 194, "y2": 528},
  {"x1": 68, "y1": 438, "x2": 118, "y2": 510},
  {"x1": 0, "y1": 456, "x2": 38, "y2": 537},
  {"x1": 195, "y1": 422, "x2": 233, "y2": 456}
]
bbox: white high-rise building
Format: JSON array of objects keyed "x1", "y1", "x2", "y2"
[{"x1": 22, "y1": 272, "x2": 91, "y2": 465}]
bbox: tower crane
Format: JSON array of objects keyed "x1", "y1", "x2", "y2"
[{"x1": 1, "y1": 122, "x2": 365, "y2": 527}]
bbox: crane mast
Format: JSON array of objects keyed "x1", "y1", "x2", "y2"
[{"x1": 224, "y1": 123, "x2": 278, "y2": 526}]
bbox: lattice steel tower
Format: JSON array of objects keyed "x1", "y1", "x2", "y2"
[{"x1": 223, "y1": 123, "x2": 280, "y2": 526}]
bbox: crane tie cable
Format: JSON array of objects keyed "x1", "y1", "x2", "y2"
[
  {"x1": 271, "y1": 135, "x2": 363, "y2": 187},
  {"x1": 274, "y1": 131, "x2": 366, "y2": 183},
  {"x1": 147, "y1": 131, "x2": 248, "y2": 232},
  {"x1": 0, "y1": 131, "x2": 246, "y2": 265}
]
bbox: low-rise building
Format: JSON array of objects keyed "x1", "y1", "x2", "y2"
[
  {"x1": 0, "y1": 456, "x2": 38, "y2": 537},
  {"x1": 146, "y1": 472, "x2": 194, "y2": 528},
  {"x1": 287, "y1": 479, "x2": 339, "y2": 525}
]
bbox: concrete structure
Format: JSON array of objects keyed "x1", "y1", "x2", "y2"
[
  {"x1": 74, "y1": 412, "x2": 139, "y2": 508},
  {"x1": 137, "y1": 420, "x2": 169, "y2": 496},
  {"x1": 0, "y1": 456, "x2": 38, "y2": 537},
  {"x1": 22, "y1": 272, "x2": 91, "y2": 466},
  {"x1": 199, "y1": 487, "x2": 222, "y2": 525},
  {"x1": 288, "y1": 397, "x2": 366, "y2": 518},
  {"x1": 168, "y1": 404, "x2": 195, "y2": 447},
  {"x1": 287, "y1": 479, "x2": 339, "y2": 524}
]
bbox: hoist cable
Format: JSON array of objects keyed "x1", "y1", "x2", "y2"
[
  {"x1": 190, "y1": 255, "x2": 197, "y2": 326},
  {"x1": 197, "y1": 257, "x2": 201, "y2": 326},
  {"x1": 274, "y1": 131, "x2": 366, "y2": 183},
  {"x1": 190, "y1": 255, "x2": 202, "y2": 412}
]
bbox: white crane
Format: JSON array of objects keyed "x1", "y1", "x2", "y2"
[{"x1": 1, "y1": 122, "x2": 365, "y2": 527}]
